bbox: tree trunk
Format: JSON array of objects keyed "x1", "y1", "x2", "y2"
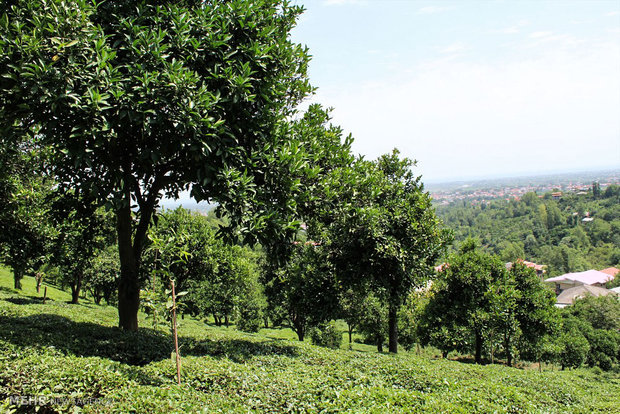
[
  {"x1": 474, "y1": 330, "x2": 483, "y2": 364},
  {"x1": 295, "y1": 324, "x2": 305, "y2": 341},
  {"x1": 117, "y1": 205, "x2": 140, "y2": 331},
  {"x1": 115, "y1": 173, "x2": 160, "y2": 331},
  {"x1": 93, "y1": 289, "x2": 102, "y2": 305},
  {"x1": 70, "y1": 271, "x2": 83, "y2": 304},
  {"x1": 104, "y1": 289, "x2": 112, "y2": 305},
  {"x1": 291, "y1": 311, "x2": 305, "y2": 341},
  {"x1": 504, "y1": 334, "x2": 512, "y2": 367},
  {"x1": 377, "y1": 337, "x2": 383, "y2": 353},
  {"x1": 13, "y1": 267, "x2": 23, "y2": 290},
  {"x1": 224, "y1": 314, "x2": 229, "y2": 328},
  {"x1": 388, "y1": 301, "x2": 398, "y2": 353},
  {"x1": 348, "y1": 323, "x2": 353, "y2": 344},
  {"x1": 35, "y1": 272, "x2": 42, "y2": 293}
]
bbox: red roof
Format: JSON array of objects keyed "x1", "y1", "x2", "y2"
[
  {"x1": 600, "y1": 267, "x2": 619, "y2": 277},
  {"x1": 434, "y1": 263, "x2": 449, "y2": 272},
  {"x1": 506, "y1": 259, "x2": 546, "y2": 272}
]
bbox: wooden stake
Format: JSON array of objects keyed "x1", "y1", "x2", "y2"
[{"x1": 171, "y1": 280, "x2": 181, "y2": 385}]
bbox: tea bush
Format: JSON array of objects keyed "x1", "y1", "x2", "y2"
[
  {"x1": 1, "y1": 271, "x2": 618, "y2": 413},
  {"x1": 309, "y1": 320, "x2": 343, "y2": 349}
]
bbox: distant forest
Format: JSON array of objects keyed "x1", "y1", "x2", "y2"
[{"x1": 435, "y1": 183, "x2": 620, "y2": 276}]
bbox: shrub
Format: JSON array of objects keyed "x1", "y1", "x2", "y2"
[
  {"x1": 559, "y1": 331, "x2": 590, "y2": 369},
  {"x1": 570, "y1": 295, "x2": 620, "y2": 331},
  {"x1": 309, "y1": 321, "x2": 342, "y2": 349},
  {"x1": 236, "y1": 298, "x2": 263, "y2": 333},
  {"x1": 586, "y1": 329, "x2": 619, "y2": 371}
]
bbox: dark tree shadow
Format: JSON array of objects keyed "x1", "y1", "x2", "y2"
[
  {"x1": 0, "y1": 313, "x2": 171, "y2": 366},
  {"x1": 4, "y1": 297, "x2": 48, "y2": 305},
  {"x1": 181, "y1": 337, "x2": 299, "y2": 363},
  {"x1": 0, "y1": 286, "x2": 18, "y2": 295},
  {"x1": 0, "y1": 313, "x2": 299, "y2": 367}
]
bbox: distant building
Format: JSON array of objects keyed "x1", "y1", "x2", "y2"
[
  {"x1": 551, "y1": 192, "x2": 562, "y2": 200},
  {"x1": 600, "y1": 267, "x2": 619, "y2": 278},
  {"x1": 505, "y1": 260, "x2": 546, "y2": 280},
  {"x1": 555, "y1": 285, "x2": 617, "y2": 308},
  {"x1": 545, "y1": 269, "x2": 615, "y2": 294},
  {"x1": 434, "y1": 263, "x2": 449, "y2": 272}
]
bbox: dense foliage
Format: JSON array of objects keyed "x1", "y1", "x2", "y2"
[
  {"x1": 418, "y1": 240, "x2": 559, "y2": 366},
  {"x1": 436, "y1": 185, "x2": 620, "y2": 274},
  {"x1": 324, "y1": 151, "x2": 450, "y2": 353},
  {"x1": 142, "y1": 207, "x2": 264, "y2": 331},
  {"x1": 557, "y1": 296, "x2": 620, "y2": 371},
  {"x1": 0, "y1": 0, "x2": 314, "y2": 330},
  {"x1": 0, "y1": 147, "x2": 52, "y2": 289}
]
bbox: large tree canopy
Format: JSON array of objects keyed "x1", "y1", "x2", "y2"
[
  {"x1": 419, "y1": 241, "x2": 559, "y2": 365},
  {"x1": 0, "y1": 0, "x2": 313, "y2": 329}
]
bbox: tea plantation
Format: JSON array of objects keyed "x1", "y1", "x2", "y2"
[{"x1": 0, "y1": 269, "x2": 618, "y2": 413}]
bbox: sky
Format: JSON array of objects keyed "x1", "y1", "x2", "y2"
[{"x1": 289, "y1": 0, "x2": 620, "y2": 182}]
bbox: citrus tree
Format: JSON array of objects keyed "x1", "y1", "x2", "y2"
[{"x1": 1, "y1": 0, "x2": 313, "y2": 329}]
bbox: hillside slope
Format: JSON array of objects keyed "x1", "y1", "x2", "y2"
[
  {"x1": 436, "y1": 189, "x2": 620, "y2": 274},
  {"x1": 0, "y1": 271, "x2": 618, "y2": 413}
]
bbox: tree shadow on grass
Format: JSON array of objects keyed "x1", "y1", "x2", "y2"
[
  {"x1": 181, "y1": 337, "x2": 299, "y2": 363},
  {"x1": 0, "y1": 313, "x2": 299, "y2": 367},
  {"x1": 0, "y1": 286, "x2": 18, "y2": 295},
  {"x1": 0, "y1": 313, "x2": 171, "y2": 366},
  {"x1": 4, "y1": 297, "x2": 48, "y2": 305}
]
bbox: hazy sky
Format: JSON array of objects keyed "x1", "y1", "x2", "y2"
[{"x1": 290, "y1": 0, "x2": 620, "y2": 182}]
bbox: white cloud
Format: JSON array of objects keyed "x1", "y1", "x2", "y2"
[
  {"x1": 520, "y1": 33, "x2": 584, "y2": 51},
  {"x1": 606, "y1": 11, "x2": 619, "y2": 17},
  {"x1": 493, "y1": 20, "x2": 529, "y2": 34},
  {"x1": 529, "y1": 31, "x2": 553, "y2": 39},
  {"x1": 322, "y1": 0, "x2": 366, "y2": 6},
  {"x1": 498, "y1": 26, "x2": 519, "y2": 34},
  {"x1": 317, "y1": 40, "x2": 620, "y2": 181},
  {"x1": 438, "y1": 42, "x2": 467, "y2": 54},
  {"x1": 417, "y1": 6, "x2": 454, "y2": 15}
]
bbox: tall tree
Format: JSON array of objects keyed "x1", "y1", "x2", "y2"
[
  {"x1": 419, "y1": 239, "x2": 506, "y2": 363},
  {"x1": 327, "y1": 151, "x2": 449, "y2": 353},
  {"x1": 511, "y1": 261, "x2": 559, "y2": 366},
  {"x1": 1, "y1": 0, "x2": 313, "y2": 329}
]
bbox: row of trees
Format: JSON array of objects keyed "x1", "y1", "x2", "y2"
[
  {"x1": 0, "y1": 144, "x2": 118, "y2": 302},
  {"x1": 1, "y1": 0, "x2": 450, "y2": 354}
]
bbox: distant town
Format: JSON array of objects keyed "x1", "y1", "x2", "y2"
[{"x1": 428, "y1": 169, "x2": 620, "y2": 205}]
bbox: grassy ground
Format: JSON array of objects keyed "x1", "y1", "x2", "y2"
[{"x1": 1, "y1": 269, "x2": 619, "y2": 413}]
